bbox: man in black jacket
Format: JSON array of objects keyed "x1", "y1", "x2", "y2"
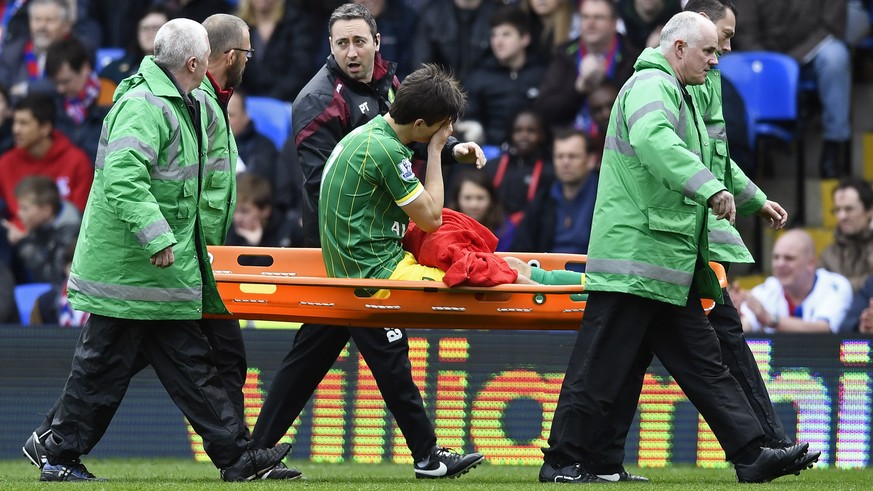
[
  {"x1": 511, "y1": 128, "x2": 597, "y2": 254},
  {"x1": 251, "y1": 3, "x2": 486, "y2": 480}
]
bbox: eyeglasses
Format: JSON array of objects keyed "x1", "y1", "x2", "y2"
[{"x1": 225, "y1": 48, "x2": 254, "y2": 60}]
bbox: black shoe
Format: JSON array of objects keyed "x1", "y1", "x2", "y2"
[
  {"x1": 261, "y1": 461, "x2": 303, "y2": 480},
  {"x1": 596, "y1": 470, "x2": 650, "y2": 482},
  {"x1": 761, "y1": 438, "x2": 793, "y2": 450},
  {"x1": 735, "y1": 442, "x2": 809, "y2": 483},
  {"x1": 782, "y1": 448, "x2": 821, "y2": 476},
  {"x1": 23, "y1": 430, "x2": 50, "y2": 469},
  {"x1": 220, "y1": 443, "x2": 291, "y2": 482},
  {"x1": 414, "y1": 446, "x2": 484, "y2": 479},
  {"x1": 820, "y1": 140, "x2": 850, "y2": 178},
  {"x1": 539, "y1": 462, "x2": 609, "y2": 483},
  {"x1": 40, "y1": 460, "x2": 105, "y2": 482}
]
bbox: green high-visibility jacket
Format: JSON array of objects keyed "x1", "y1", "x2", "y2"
[
  {"x1": 68, "y1": 56, "x2": 229, "y2": 320},
  {"x1": 194, "y1": 77, "x2": 237, "y2": 246},
  {"x1": 689, "y1": 64, "x2": 767, "y2": 264},
  {"x1": 585, "y1": 48, "x2": 726, "y2": 306}
]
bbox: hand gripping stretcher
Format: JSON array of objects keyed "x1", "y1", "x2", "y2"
[{"x1": 206, "y1": 246, "x2": 726, "y2": 330}]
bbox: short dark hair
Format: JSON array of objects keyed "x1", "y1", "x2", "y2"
[
  {"x1": 389, "y1": 64, "x2": 466, "y2": 126},
  {"x1": 581, "y1": 0, "x2": 618, "y2": 19},
  {"x1": 14, "y1": 93, "x2": 56, "y2": 126},
  {"x1": 202, "y1": 13, "x2": 249, "y2": 61},
  {"x1": 236, "y1": 172, "x2": 272, "y2": 209},
  {"x1": 45, "y1": 36, "x2": 91, "y2": 78},
  {"x1": 835, "y1": 177, "x2": 873, "y2": 211},
  {"x1": 329, "y1": 3, "x2": 377, "y2": 41},
  {"x1": 15, "y1": 175, "x2": 61, "y2": 214},
  {"x1": 683, "y1": 0, "x2": 738, "y2": 22},
  {"x1": 490, "y1": 6, "x2": 530, "y2": 35},
  {"x1": 553, "y1": 126, "x2": 591, "y2": 153}
]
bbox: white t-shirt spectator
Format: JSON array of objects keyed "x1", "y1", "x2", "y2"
[{"x1": 740, "y1": 268, "x2": 852, "y2": 333}]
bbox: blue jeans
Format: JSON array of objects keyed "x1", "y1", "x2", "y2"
[{"x1": 806, "y1": 38, "x2": 851, "y2": 141}]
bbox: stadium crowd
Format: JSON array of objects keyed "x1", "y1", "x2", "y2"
[{"x1": 0, "y1": 0, "x2": 872, "y2": 332}]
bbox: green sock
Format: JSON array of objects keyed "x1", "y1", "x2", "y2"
[{"x1": 529, "y1": 267, "x2": 584, "y2": 285}]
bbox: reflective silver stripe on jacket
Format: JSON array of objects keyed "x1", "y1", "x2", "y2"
[
  {"x1": 604, "y1": 135, "x2": 636, "y2": 157},
  {"x1": 587, "y1": 257, "x2": 693, "y2": 287},
  {"x1": 707, "y1": 124, "x2": 726, "y2": 141},
  {"x1": 708, "y1": 228, "x2": 747, "y2": 248},
  {"x1": 135, "y1": 219, "x2": 172, "y2": 246},
  {"x1": 684, "y1": 168, "x2": 718, "y2": 199},
  {"x1": 95, "y1": 90, "x2": 190, "y2": 181},
  {"x1": 735, "y1": 180, "x2": 760, "y2": 208},
  {"x1": 194, "y1": 90, "x2": 231, "y2": 174},
  {"x1": 69, "y1": 274, "x2": 202, "y2": 302}
]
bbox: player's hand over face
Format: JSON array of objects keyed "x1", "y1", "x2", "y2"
[{"x1": 428, "y1": 120, "x2": 453, "y2": 154}]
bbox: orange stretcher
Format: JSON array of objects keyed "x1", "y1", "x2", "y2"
[{"x1": 207, "y1": 246, "x2": 726, "y2": 330}]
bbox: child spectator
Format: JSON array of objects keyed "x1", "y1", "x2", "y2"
[
  {"x1": 462, "y1": 6, "x2": 546, "y2": 146},
  {"x1": 0, "y1": 93, "x2": 93, "y2": 230},
  {"x1": 225, "y1": 172, "x2": 300, "y2": 247},
  {"x1": 449, "y1": 169, "x2": 515, "y2": 251},
  {"x1": 484, "y1": 108, "x2": 553, "y2": 222},
  {"x1": 2, "y1": 175, "x2": 81, "y2": 284},
  {"x1": 45, "y1": 36, "x2": 116, "y2": 163},
  {"x1": 30, "y1": 240, "x2": 89, "y2": 326}
]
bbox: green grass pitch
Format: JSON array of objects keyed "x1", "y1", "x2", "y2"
[{"x1": 2, "y1": 459, "x2": 873, "y2": 490}]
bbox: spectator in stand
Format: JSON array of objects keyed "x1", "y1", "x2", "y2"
[
  {"x1": 449, "y1": 169, "x2": 515, "y2": 251},
  {"x1": 227, "y1": 88, "x2": 278, "y2": 174},
  {"x1": 534, "y1": 0, "x2": 640, "y2": 130},
  {"x1": 225, "y1": 172, "x2": 299, "y2": 247},
  {"x1": 582, "y1": 80, "x2": 618, "y2": 164},
  {"x1": 731, "y1": 229, "x2": 853, "y2": 333},
  {"x1": 99, "y1": 5, "x2": 170, "y2": 85},
  {"x1": 840, "y1": 276, "x2": 873, "y2": 333},
  {"x1": 0, "y1": 94, "x2": 92, "y2": 227},
  {"x1": 0, "y1": 0, "x2": 101, "y2": 54},
  {"x1": 412, "y1": 0, "x2": 499, "y2": 84},
  {"x1": 2, "y1": 175, "x2": 80, "y2": 284},
  {"x1": 521, "y1": 0, "x2": 576, "y2": 62},
  {"x1": 462, "y1": 6, "x2": 546, "y2": 146},
  {"x1": 227, "y1": 89, "x2": 301, "y2": 227},
  {"x1": 0, "y1": 84, "x2": 13, "y2": 154},
  {"x1": 618, "y1": 0, "x2": 682, "y2": 49},
  {"x1": 29, "y1": 240, "x2": 90, "y2": 326},
  {"x1": 44, "y1": 36, "x2": 114, "y2": 163},
  {"x1": 85, "y1": 0, "x2": 151, "y2": 51},
  {"x1": 351, "y1": 0, "x2": 418, "y2": 79},
  {"x1": 237, "y1": 0, "x2": 316, "y2": 101},
  {"x1": 734, "y1": 0, "x2": 851, "y2": 178},
  {"x1": 511, "y1": 128, "x2": 596, "y2": 254},
  {"x1": 820, "y1": 178, "x2": 873, "y2": 291},
  {"x1": 0, "y1": 0, "x2": 74, "y2": 100},
  {"x1": 485, "y1": 108, "x2": 553, "y2": 221}
]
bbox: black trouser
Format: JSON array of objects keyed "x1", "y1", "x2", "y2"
[
  {"x1": 543, "y1": 289, "x2": 765, "y2": 471},
  {"x1": 35, "y1": 318, "x2": 250, "y2": 440},
  {"x1": 44, "y1": 314, "x2": 248, "y2": 468},
  {"x1": 585, "y1": 289, "x2": 789, "y2": 474},
  {"x1": 251, "y1": 323, "x2": 437, "y2": 461}
]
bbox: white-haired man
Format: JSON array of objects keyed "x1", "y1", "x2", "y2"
[
  {"x1": 37, "y1": 18, "x2": 289, "y2": 482},
  {"x1": 539, "y1": 11, "x2": 815, "y2": 484}
]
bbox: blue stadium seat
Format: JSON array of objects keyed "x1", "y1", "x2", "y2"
[
  {"x1": 245, "y1": 96, "x2": 293, "y2": 151},
  {"x1": 95, "y1": 47, "x2": 126, "y2": 72},
  {"x1": 14, "y1": 283, "x2": 52, "y2": 326},
  {"x1": 482, "y1": 145, "x2": 501, "y2": 162},
  {"x1": 718, "y1": 50, "x2": 804, "y2": 220}
]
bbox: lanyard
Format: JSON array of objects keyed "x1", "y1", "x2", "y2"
[{"x1": 493, "y1": 153, "x2": 544, "y2": 204}]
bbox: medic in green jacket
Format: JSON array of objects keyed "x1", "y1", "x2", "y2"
[{"x1": 68, "y1": 56, "x2": 229, "y2": 320}]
